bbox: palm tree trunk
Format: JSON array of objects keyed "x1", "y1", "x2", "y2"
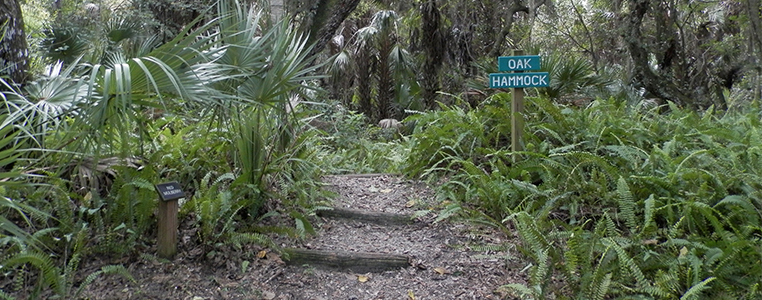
[
  {"x1": 356, "y1": 48, "x2": 374, "y2": 119},
  {"x1": 420, "y1": 0, "x2": 444, "y2": 109},
  {"x1": 376, "y1": 36, "x2": 394, "y2": 121}
]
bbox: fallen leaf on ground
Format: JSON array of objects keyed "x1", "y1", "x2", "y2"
[
  {"x1": 357, "y1": 275, "x2": 370, "y2": 282},
  {"x1": 257, "y1": 250, "x2": 267, "y2": 259},
  {"x1": 380, "y1": 188, "x2": 392, "y2": 193},
  {"x1": 262, "y1": 291, "x2": 276, "y2": 299},
  {"x1": 266, "y1": 252, "x2": 284, "y2": 264},
  {"x1": 405, "y1": 200, "x2": 416, "y2": 208},
  {"x1": 408, "y1": 290, "x2": 416, "y2": 300},
  {"x1": 434, "y1": 267, "x2": 449, "y2": 275}
]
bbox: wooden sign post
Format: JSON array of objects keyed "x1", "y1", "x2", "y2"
[
  {"x1": 489, "y1": 50, "x2": 549, "y2": 155},
  {"x1": 155, "y1": 182, "x2": 184, "y2": 259},
  {"x1": 511, "y1": 50, "x2": 526, "y2": 153}
]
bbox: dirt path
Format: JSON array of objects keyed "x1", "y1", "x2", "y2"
[{"x1": 80, "y1": 174, "x2": 525, "y2": 299}]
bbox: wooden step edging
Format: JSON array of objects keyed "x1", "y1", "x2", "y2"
[
  {"x1": 316, "y1": 207, "x2": 415, "y2": 226},
  {"x1": 326, "y1": 173, "x2": 400, "y2": 178},
  {"x1": 282, "y1": 248, "x2": 411, "y2": 273}
]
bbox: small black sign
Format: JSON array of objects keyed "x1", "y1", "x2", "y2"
[{"x1": 155, "y1": 182, "x2": 184, "y2": 201}]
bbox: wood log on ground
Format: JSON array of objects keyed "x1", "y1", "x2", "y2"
[
  {"x1": 327, "y1": 173, "x2": 400, "y2": 178},
  {"x1": 282, "y1": 248, "x2": 410, "y2": 273},
  {"x1": 317, "y1": 207, "x2": 414, "y2": 226}
]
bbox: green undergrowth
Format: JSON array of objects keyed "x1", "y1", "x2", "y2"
[
  {"x1": 405, "y1": 94, "x2": 762, "y2": 299},
  {"x1": 308, "y1": 101, "x2": 411, "y2": 174}
]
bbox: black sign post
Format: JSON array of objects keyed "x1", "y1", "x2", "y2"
[{"x1": 155, "y1": 182, "x2": 184, "y2": 259}]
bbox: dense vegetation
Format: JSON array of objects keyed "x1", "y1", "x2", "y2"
[
  {"x1": 1, "y1": 0, "x2": 762, "y2": 298},
  {"x1": 405, "y1": 96, "x2": 762, "y2": 299}
]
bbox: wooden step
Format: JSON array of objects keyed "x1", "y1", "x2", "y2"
[
  {"x1": 283, "y1": 248, "x2": 410, "y2": 273},
  {"x1": 326, "y1": 173, "x2": 399, "y2": 178},
  {"x1": 316, "y1": 207, "x2": 415, "y2": 226}
]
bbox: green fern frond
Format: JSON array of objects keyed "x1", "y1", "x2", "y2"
[
  {"x1": 564, "y1": 234, "x2": 581, "y2": 278},
  {"x1": 551, "y1": 151, "x2": 619, "y2": 182},
  {"x1": 411, "y1": 209, "x2": 432, "y2": 219},
  {"x1": 643, "y1": 195, "x2": 656, "y2": 233},
  {"x1": 125, "y1": 177, "x2": 154, "y2": 190},
  {"x1": 595, "y1": 213, "x2": 620, "y2": 237},
  {"x1": 2, "y1": 251, "x2": 63, "y2": 295},
  {"x1": 639, "y1": 284, "x2": 672, "y2": 298},
  {"x1": 290, "y1": 211, "x2": 316, "y2": 237},
  {"x1": 469, "y1": 243, "x2": 512, "y2": 253},
  {"x1": 680, "y1": 277, "x2": 715, "y2": 300},
  {"x1": 226, "y1": 232, "x2": 277, "y2": 251},
  {"x1": 0, "y1": 289, "x2": 15, "y2": 300},
  {"x1": 588, "y1": 272, "x2": 613, "y2": 300},
  {"x1": 616, "y1": 177, "x2": 638, "y2": 233},
  {"x1": 497, "y1": 283, "x2": 538, "y2": 300},
  {"x1": 509, "y1": 212, "x2": 551, "y2": 255},
  {"x1": 604, "y1": 237, "x2": 647, "y2": 288},
  {"x1": 434, "y1": 202, "x2": 463, "y2": 223},
  {"x1": 530, "y1": 247, "x2": 551, "y2": 289},
  {"x1": 74, "y1": 265, "x2": 135, "y2": 298},
  {"x1": 742, "y1": 282, "x2": 760, "y2": 299}
]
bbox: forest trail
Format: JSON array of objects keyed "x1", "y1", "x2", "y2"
[{"x1": 82, "y1": 174, "x2": 524, "y2": 299}]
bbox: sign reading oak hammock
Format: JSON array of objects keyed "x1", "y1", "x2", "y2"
[
  {"x1": 489, "y1": 52, "x2": 550, "y2": 154},
  {"x1": 490, "y1": 55, "x2": 549, "y2": 88}
]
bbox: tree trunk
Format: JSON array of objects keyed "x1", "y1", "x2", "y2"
[
  {"x1": 420, "y1": 0, "x2": 445, "y2": 109},
  {"x1": 306, "y1": 0, "x2": 361, "y2": 59},
  {"x1": 487, "y1": 1, "x2": 528, "y2": 58},
  {"x1": 0, "y1": 0, "x2": 29, "y2": 85},
  {"x1": 270, "y1": 0, "x2": 284, "y2": 21},
  {"x1": 746, "y1": 0, "x2": 762, "y2": 62},
  {"x1": 624, "y1": 0, "x2": 693, "y2": 108}
]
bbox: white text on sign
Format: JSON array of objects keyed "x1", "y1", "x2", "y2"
[
  {"x1": 489, "y1": 72, "x2": 550, "y2": 88},
  {"x1": 497, "y1": 55, "x2": 542, "y2": 71}
]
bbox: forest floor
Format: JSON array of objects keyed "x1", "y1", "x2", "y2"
[{"x1": 78, "y1": 174, "x2": 527, "y2": 299}]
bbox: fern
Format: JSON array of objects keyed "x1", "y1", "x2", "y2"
[
  {"x1": 290, "y1": 211, "x2": 316, "y2": 238},
  {"x1": 509, "y1": 212, "x2": 551, "y2": 256},
  {"x1": 587, "y1": 272, "x2": 612, "y2": 300},
  {"x1": 468, "y1": 243, "x2": 512, "y2": 253},
  {"x1": 603, "y1": 237, "x2": 648, "y2": 288},
  {"x1": 226, "y1": 232, "x2": 277, "y2": 251},
  {"x1": 73, "y1": 265, "x2": 135, "y2": 298},
  {"x1": 434, "y1": 202, "x2": 463, "y2": 223},
  {"x1": 529, "y1": 247, "x2": 551, "y2": 294},
  {"x1": 0, "y1": 290, "x2": 14, "y2": 300},
  {"x1": 616, "y1": 176, "x2": 638, "y2": 233},
  {"x1": 680, "y1": 277, "x2": 715, "y2": 300},
  {"x1": 498, "y1": 283, "x2": 539, "y2": 300},
  {"x1": 642, "y1": 195, "x2": 656, "y2": 233}
]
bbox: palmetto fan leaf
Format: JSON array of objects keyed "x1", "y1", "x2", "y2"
[
  {"x1": 244, "y1": 26, "x2": 323, "y2": 101},
  {"x1": 1, "y1": 60, "x2": 88, "y2": 138}
]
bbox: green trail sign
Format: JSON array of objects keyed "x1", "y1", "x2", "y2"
[
  {"x1": 489, "y1": 51, "x2": 550, "y2": 154},
  {"x1": 489, "y1": 72, "x2": 550, "y2": 88},
  {"x1": 498, "y1": 55, "x2": 541, "y2": 71}
]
